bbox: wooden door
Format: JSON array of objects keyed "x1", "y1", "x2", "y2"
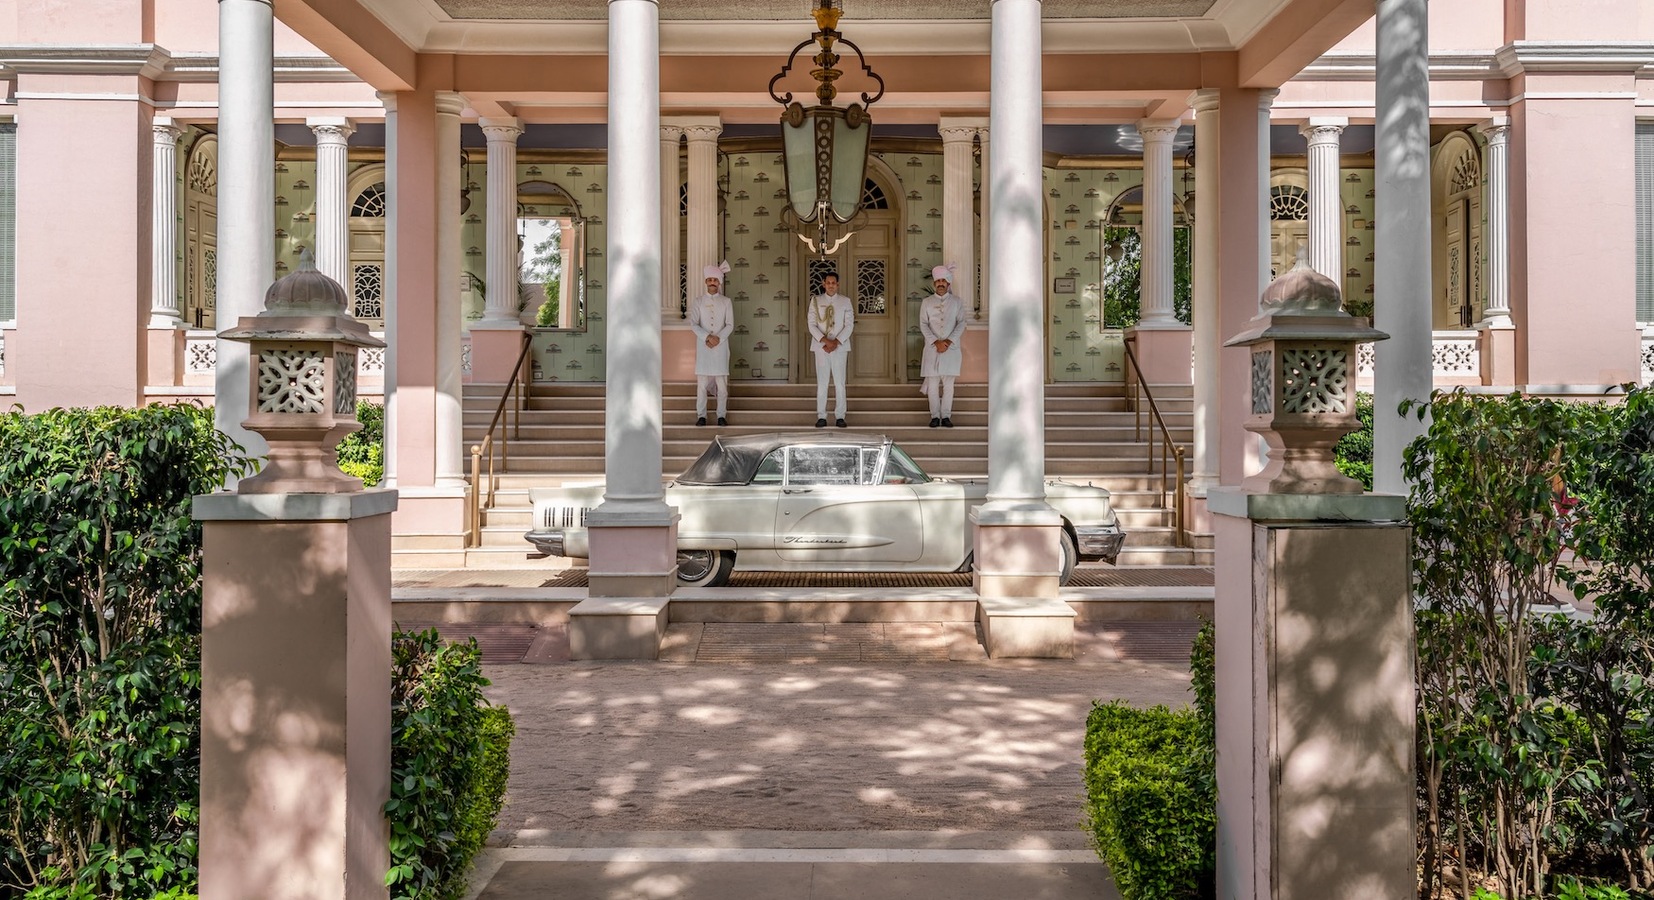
[
  {"x1": 793, "y1": 211, "x2": 900, "y2": 383},
  {"x1": 1445, "y1": 198, "x2": 1469, "y2": 327},
  {"x1": 1270, "y1": 222, "x2": 1308, "y2": 280}
]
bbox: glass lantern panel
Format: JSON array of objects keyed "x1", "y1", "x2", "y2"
[
  {"x1": 829, "y1": 115, "x2": 868, "y2": 221},
  {"x1": 782, "y1": 116, "x2": 817, "y2": 220}
]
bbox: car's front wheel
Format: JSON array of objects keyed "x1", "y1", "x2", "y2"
[
  {"x1": 1059, "y1": 530, "x2": 1078, "y2": 587},
  {"x1": 676, "y1": 548, "x2": 735, "y2": 587}
]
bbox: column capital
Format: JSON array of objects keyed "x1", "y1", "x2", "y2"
[
  {"x1": 681, "y1": 122, "x2": 722, "y2": 143},
  {"x1": 1299, "y1": 117, "x2": 1347, "y2": 146},
  {"x1": 939, "y1": 123, "x2": 979, "y2": 144},
  {"x1": 660, "y1": 124, "x2": 684, "y2": 141},
  {"x1": 375, "y1": 91, "x2": 398, "y2": 113},
  {"x1": 480, "y1": 116, "x2": 524, "y2": 141},
  {"x1": 152, "y1": 118, "x2": 184, "y2": 142},
  {"x1": 1188, "y1": 88, "x2": 1220, "y2": 113},
  {"x1": 1136, "y1": 118, "x2": 1181, "y2": 142},
  {"x1": 1258, "y1": 88, "x2": 1280, "y2": 112},
  {"x1": 307, "y1": 117, "x2": 356, "y2": 146},
  {"x1": 434, "y1": 91, "x2": 466, "y2": 117},
  {"x1": 1477, "y1": 115, "x2": 1510, "y2": 143}
]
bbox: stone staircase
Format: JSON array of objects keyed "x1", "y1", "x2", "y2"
[{"x1": 400, "y1": 381, "x2": 1210, "y2": 569}]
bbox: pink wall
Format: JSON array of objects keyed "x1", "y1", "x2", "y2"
[
  {"x1": 1217, "y1": 88, "x2": 1268, "y2": 486},
  {"x1": 1509, "y1": 76, "x2": 1641, "y2": 386},
  {"x1": 11, "y1": 0, "x2": 148, "y2": 43},
  {"x1": 390, "y1": 84, "x2": 439, "y2": 489},
  {"x1": 13, "y1": 80, "x2": 151, "y2": 409}
]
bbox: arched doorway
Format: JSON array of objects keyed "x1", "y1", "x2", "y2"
[
  {"x1": 345, "y1": 164, "x2": 387, "y2": 328},
  {"x1": 1268, "y1": 171, "x2": 1311, "y2": 279},
  {"x1": 1431, "y1": 132, "x2": 1483, "y2": 329},
  {"x1": 791, "y1": 163, "x2": 903, "y2": 383},
  {"x1": 183, "y1": 135, "x2": 217, "y2": 329}
]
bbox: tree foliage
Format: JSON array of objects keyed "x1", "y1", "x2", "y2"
[{"x1": 0, "y1": 404, "x2": 251, "y2": 897}]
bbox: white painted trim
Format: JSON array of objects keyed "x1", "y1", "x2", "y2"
[
  {"x1": 1507, "y1": 91, "x2": 1639, "y2": 102},
  {"x1": 0, "y1": 43, "x2": 171, "y2": 78}
]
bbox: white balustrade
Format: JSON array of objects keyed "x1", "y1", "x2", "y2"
[
  {"x1": 1430, "y1": 330, "x2": 1480, "y2": 378},
  {"x1": 1642, "y1": 333, "x2": 1653, "y2": 386}
]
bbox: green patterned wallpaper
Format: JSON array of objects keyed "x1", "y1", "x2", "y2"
[{"x1": 528, "y1": 163, "x2": 607, "y2": 383}]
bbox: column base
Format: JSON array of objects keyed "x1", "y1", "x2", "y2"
[
  {"x1": 1125, "y1": 325, "x2": 1194, "y2": 385},
  {"x1": 587, "y1": 509, "x2": 680, "y2": 599},
  {"x1": 146, "y1": 326, "x2": 186, "y2": 389},
  {"x1": 970, "y1": 506, "x2": 1063, "y2": 601},
  {"x1": 663, "y1": 324, "x2": 697, "y2": 382},
  {"x1": 467, "y1": 326, "x2": 530, "y2": 384},
  {"x1": 976, "y1": 596, "x2": 1076, "y2": 658},
  {"x1": 568, "y1": 596, "x2": 670, "y2": 659},
  {"x1": 1476, "y1": 321, "x2": 1516, "y2": 388},
  {"x1": 959, "y1": 326, "x2": 989, "y2": 383}
]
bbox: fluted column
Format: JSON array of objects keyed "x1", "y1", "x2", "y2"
[
  {"x1": 478, "y1": 118, "x2": 524, "y2": 328},
  {"x1": 1137, "y1": 119, "x2": 1181, "y2": 328},
  {"x1": 308, "y1": 117, "x2": 354, "y2": 289},
  {"x1": 1300, "y1": 117, "x2": 1346, "y2": 281},
  {"x1": 976, "y1": 127, "x2": 990, "y2": 320},
  {"x1": 213, "y1": 0, "x2": 274, "y2": 464},
  {"x1": 1189, "y1": 91, "x2": 1220, "y2": 494},
  {"x1": 1373, "y1": 0, "x2": 1433, "y2": 495},
  {"x1": 660, "y1": 124, "x2": 683, "y2": 318},
  {"x1": 1477, "y1": 117, "x2": 1512, "y2": 329},
  {"x1": 683, "y1": 121, "x2": 722, "y2": 296},
  {"x1": 434, "y1": 91, "x2": 465, "y2": 488},
  {"x1": 939, "y1": 120, "x2": 978, "y2": 311},
  {"x1": 150, "y1": 118, "x2": 184, "y2": 328},
  {"x1": 377, "y1": 91, "x2": 399, "y2": 487}
]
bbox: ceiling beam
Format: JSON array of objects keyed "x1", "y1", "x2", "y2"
[
  {"x1": 273, "y1": 0, "x2": 418, "y2": 91},
  {"x1": 1236, "y1": 0, "x2": 1373, "y2": 88}
]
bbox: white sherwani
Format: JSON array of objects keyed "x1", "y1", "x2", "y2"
[
  {"x1": 808, "y1": 292, "x2": 854, "y2": 419},
  {"x1": 919, "y1": 292, "x2": 966, "y2": 377},
  {"x1": 688, "y1": 291, "x2": 734, "y2": 419},
  {"x1": 688, "y1": 292, "x2": 734, "y2": 375}
]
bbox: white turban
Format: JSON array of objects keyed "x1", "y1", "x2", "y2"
[
  {"x1": 931, "y1": 264, "x2": 955, "y2": 283},
  {"x1": 703, "y1": 261, "x2": 731, "y2": 285}
]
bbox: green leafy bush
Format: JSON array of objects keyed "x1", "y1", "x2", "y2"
[
  {"x1": 1083, "y1": 620, "x2": 1215, "y2": 900},
  {"x1": 1333, "y1": 391, "x2": 1374, "y2": 490},
  {"x1": 386, "y1": 629, "x2": 514, "y2": 900},
  {"x1": 336, "y1": 400, "x2": 384, "y2": 486},
  {"x1": 0, "y1": 404, "x2": 250, "y2": 898}
]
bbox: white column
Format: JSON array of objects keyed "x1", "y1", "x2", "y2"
[
  {"x1": 683, "y1": 121, "x2": 722, "y2": 296},
  {"x1": 985, "y1": 0, "x2": 1050, "y2": 509},
  {"x1": 939, "y1": 120, "x2": 978, "y2": 311},
  {"x1": 1137, "y1": 119, "x2": 1181, "y2": 327},
  {"x1": 378, "y1": 92, "x2": 398, "y2": 487},
  {"x1": 976, "y1": 127, "x2": 991, "y2": 320},
  {"x1": 1373, "y1": 0, "x2": 1433, "y2": 495},
  {"x1": 150, "y1": 118, "x2": 184, "y2": 328},
  {"x1": 660, "y1": 124, "x2": 683, "y2": 318},
  {"x1": 1477, "y1": 116, "x2": 1512, "y2": 329},
  {"x1": 1300, "y1": 117, "x2": 1346, "y2": 281},
  {"x1": 596, "y1": 0, "x2": 667, "y2": 515},
  {"x1": 308, "y1": 117, "x2": 354, "y2": 289},
  {"x1": 214, "y1": 0, "x2": 274, "y2": 464},
  {"x1": 1189, "y1": 90, "x2": 1220, "y2": 493},
  {"x1": 434, "y1": 91, "x2": 466, "y2": 487},
  {"x1": 478, "y1": 117, "x2": 524, "y2": 328}
]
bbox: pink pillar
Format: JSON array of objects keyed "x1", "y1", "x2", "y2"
[
  {"x1": 1508, "y1": 73, "x2": 1641, "y2": 387},
  {"x1": 12, "y1": 69, "x2": 153, "y2": 409},
  {"x1": 387, "y1": 81, "x2": 464, "y2": 535},
  {"x1": 196, "y1": 492, "x2": 396, "y2": 900},
  {"x1": 1216, "y1": 88, "x2": 1269, "y2": 486}
]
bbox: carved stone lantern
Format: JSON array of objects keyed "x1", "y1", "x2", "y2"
[
  {"x1": 219, "y1": 250, "x2": 386, "y2": 493},
  {"x1": 1224, "y1": 258, "x2": 1388, "y2": 494}
]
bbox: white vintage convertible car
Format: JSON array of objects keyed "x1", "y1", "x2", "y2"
[{"x1": 525, "y1": 432, "x2": 1126, "y2": 587}]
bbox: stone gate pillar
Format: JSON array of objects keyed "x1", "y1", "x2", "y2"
[{"x1": 1211, "y1": 262, "x2": 1414, "y2": 900}]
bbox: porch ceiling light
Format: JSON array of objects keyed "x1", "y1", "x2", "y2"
[{"x1": 769, "y1": 0, "x2": 884, "y2": 226}]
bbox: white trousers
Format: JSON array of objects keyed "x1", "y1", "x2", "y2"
[
  {"x1": 695, "y1": 374, "x2": 728, "y2": 418},
  {"x1": 924, "y1": 376, "x2": 956, "y2": 418},
  {"x1": 814, "y1": 349, "x2": 848, "y2": 419}
]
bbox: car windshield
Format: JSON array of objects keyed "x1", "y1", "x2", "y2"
[
  {"x1": 885, "y1": 444, "x2": 930, "y2": 484},
  {"x1": 786, "y1": 445, "x2": 865, "y2": 486}
]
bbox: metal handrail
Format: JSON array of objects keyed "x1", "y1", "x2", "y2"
[
  {"x1": 467, "y1": 332, "x2": 535, "y2": 548},
  {"x1": 1121, "y1": 338, "x2": 1188, "y2": 549}
]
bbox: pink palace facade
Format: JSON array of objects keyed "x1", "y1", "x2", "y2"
[{"x1": 0, "y1": 0, "x2": 1651, "y2": 573}]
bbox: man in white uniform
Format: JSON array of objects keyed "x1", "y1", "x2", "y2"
[
  {"x1": 919, "y1": 264, "x2": 967, "y2": 427},
  {"x1": 807, "y1": 272, "x2": 854, "y2": 427},
  {"x1": 688, "y1": 261, "x2": 734, "y2": 426}
]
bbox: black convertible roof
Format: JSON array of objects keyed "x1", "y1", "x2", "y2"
[{"x1": 675, "y1": 432, "x2": 890, "y2": 486}]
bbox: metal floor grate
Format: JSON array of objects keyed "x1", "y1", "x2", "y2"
[{"x1": 538, "y1": 567, "x2": 1212, "y2": 589}]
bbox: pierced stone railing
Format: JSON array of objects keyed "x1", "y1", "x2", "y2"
[
  {"x1": 186, "y1": 330, "x2": 389, "y2": 378},
  {"x1": 1642, "y1": 332, "x2": 1653, "y2": 386},
  {"x1": 1355, "y1": 330, "x2": 1483, "y2": 384}
]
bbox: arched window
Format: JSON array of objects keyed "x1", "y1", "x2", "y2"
[
  {"x1": 861, "y1": 178, "x2": 890, "y2": 211},
  {"x1": 1269, "y1": 185, "x2": 1310, "y2": 221},
  {"x1": 350, "y1": 183, "x2": 387, "y2": 218}
]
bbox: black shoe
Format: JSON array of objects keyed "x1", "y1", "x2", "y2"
[
  {"x1": 816, "y1": 418, "x2": 827, "y2": 428},
  {"x1": 929, "y1": 418, "x2": 940, "y2": 428},
  {"x1": 695, "y1": 417, "x2": 706, "y2": 427},
  {"x1": 836, "y1": 418, "x2": 847, "y2": 428},
  {"x1": 717, "y1": 417, "x2": 727, "y2": 427},
  {"x1": 941, "y1": 417, "x2": 953, "y2": 428}
]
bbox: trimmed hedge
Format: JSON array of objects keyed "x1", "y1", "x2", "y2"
[
  {"x1": 386, "y1": 629, "x2": 514, "y2": 900},
  {"x1": 1083, "y1": 621, "x2": 1216, "y2": 900}
]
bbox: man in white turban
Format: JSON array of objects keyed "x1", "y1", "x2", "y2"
[
  {"x1": 919, "y1": 264, "x2": 966, "y2": 427},
  {"x1": 688, "y1": 261, "x2": 734, "y2": 426},
  {"x1": 807, "y1": 271, "x2": 854, "y2": 427}
]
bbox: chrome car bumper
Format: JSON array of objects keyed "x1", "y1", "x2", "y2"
[
  {"x1": 524, "y1": 529, "x2": 565, "y2": 559},
  {"x1": 1075, "y1": 524, "x2": 1126, "y2": 564}
]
